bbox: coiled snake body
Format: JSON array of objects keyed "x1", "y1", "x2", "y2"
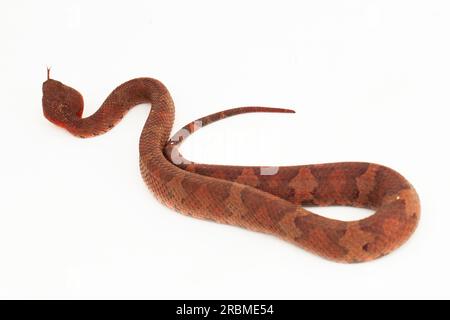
[{"x1": 42, "y1": 75, "x2": 420, "y2": 263}]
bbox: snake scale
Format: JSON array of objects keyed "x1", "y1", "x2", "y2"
[{"x1": 42, "y1": 74, "x2": 420, "y2": 263}]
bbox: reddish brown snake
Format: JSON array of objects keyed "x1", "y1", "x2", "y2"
[{"x1": 42, "y1": 73, "x2": 420, "y2": 263}]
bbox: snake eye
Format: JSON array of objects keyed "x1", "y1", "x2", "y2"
[{"x1": 57, "y1": 103, "x2": 72, "y2": 115}]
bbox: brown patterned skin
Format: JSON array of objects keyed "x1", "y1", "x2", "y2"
[{"x1": 42, "y1": 75, "x2": 420, "y2": 263}]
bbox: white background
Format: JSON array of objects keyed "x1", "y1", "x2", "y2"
[{"x1": 1, "y1": 0, "x2": 449, "y2": 299}]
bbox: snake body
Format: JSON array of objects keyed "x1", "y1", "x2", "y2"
[{"x1": 42, "y1": 76, "x2": 420, "y2": 263}]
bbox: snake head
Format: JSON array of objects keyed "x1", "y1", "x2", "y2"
[{"x1": 42, "y1": 77, "x2": 84, "y2": 129}]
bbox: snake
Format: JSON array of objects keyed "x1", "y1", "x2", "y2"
[{"x1": 42, "y1": 73, "x2": 420, "y2": 263}]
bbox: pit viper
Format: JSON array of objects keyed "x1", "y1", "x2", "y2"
[{"x1": 42, "y1": 74, "x2": 420, "y2": 263}]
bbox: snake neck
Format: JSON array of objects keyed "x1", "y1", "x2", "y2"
[{"x1": 59, "y1": 78, "x2": 175, "y2": 155}]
